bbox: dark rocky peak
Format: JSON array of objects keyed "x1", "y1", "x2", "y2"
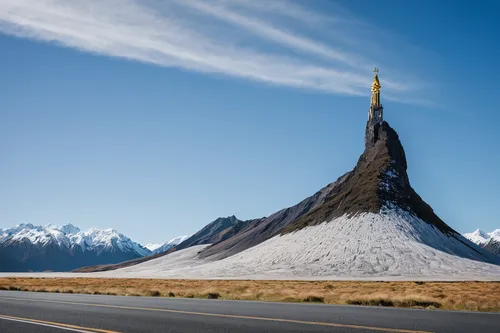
[
  {"x1": 210, "y1": 215, "x2": 240, "y2": 228},
  {"x1": 283, "y1": 120, "x2": 453, "y2": 234},
  {"x1": 366, "y1": 121, "x2": 454, "y2": 234},
  {"x1": 363, "y1": 120, "x2": 410, "y2": 209},
  {"x1": 171, "y1": 215, "x2": 247, "y2": 251}
]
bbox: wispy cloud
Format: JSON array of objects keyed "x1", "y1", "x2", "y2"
[{"x1": 0, "y1": 0, "x2": 429, "y2": 102}]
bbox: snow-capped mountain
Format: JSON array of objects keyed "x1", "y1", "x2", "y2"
[
  {"x1": 0, "y1": 223, "x2": 151, "y2": 272},
  {"x1": 464, "y1": 229, "x2": 500, "y2": 245},
  {"x1": 464, "y1": 229, "x2": 500, "y2": 255},
  {"x1": 152, "y1": 235, "x2": 190, "y2": 254},
  {"x1": 145, "y1": 243, "x2": 162, "y2": 252}
]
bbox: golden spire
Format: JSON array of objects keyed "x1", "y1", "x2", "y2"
[{"x1": 371, "y1": 67, "x2": 381, "y2": 107}]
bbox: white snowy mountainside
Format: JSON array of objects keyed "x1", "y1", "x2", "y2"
[
  {"x1": 152, "y1": 235, "x2": 190, "y2": 254},
  {"x1": 0, "y1": 223, "x2": 150, "y2": 272},
  {"x1": 101, "y1": 209, "x2": 500, "y2": 280},
  {"x1": 464, "y1": 229, "x2": 500, "y2": 245}
]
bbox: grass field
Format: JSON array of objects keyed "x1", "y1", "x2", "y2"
[{"x1": 1, "y1": 278, "x2": 499, "y2": 312}]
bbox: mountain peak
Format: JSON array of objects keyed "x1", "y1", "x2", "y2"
[
  {"x1": 59, "y1": 223, "x2": 81, "y2": 235},
  {"x1": 464, "y1": 228, "x2": 500, "y2": 245},
  {"x1": 473, "y1": 229, "x2": 489, "y2": 237},
  {"x1": 214, "y1": 215, "x2": 239, "y2": 223},
  {"x1": 145, "y1": 243, "x2": 161, "y2": 251},
  {"x1": 463, "y1": 229, "x2": 500, "y2": 256},
  {"x1": 278, "y1": 120, "x2": 452, "y2": 236},
  {"x1": 152, "y1": 235, "x2": 190, "y2": 254},
  {"x1": 490, "y1": 229, "x2": 500, "y2": 239},
  {"x1": 15, "y1": 223, "x2": 35, "y2": 230}
]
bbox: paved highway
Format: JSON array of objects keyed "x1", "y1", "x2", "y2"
[{"x1": 0, "y1": 290, "x2": 498, "y2": 333}]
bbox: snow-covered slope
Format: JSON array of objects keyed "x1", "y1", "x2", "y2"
[
  {"x1": 100, "y1": 209, "x2": 500, "y2": 280},
  {"x1": 0, "y1": 223, "x2": 150, "y2": 272},
  {"x1": 152, "y1": 235, "x2": 190, "y2": 254}
]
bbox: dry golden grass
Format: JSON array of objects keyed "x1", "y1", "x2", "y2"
[{"x1": 1, "y1": 278, "x2": 499, "y2": 312}]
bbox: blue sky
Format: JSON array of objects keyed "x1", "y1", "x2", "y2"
[{"x1": 1, "y1": 0, "x2": 499, "y2": 244}]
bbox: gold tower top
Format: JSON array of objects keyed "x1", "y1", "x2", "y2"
[
  {"x1": 371, "y1": 67, "x2": 381, "y2": 94},
  {"x1": 371, "y1": 67, "x2": 381, "y2": 107}
]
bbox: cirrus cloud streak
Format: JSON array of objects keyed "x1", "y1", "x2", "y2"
[{"x1": 0, "y1": 0, "x2": 428, "y2": 102}]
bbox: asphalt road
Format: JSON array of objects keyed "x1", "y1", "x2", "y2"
[{"x1": 0, "y1": 291, "x2": 499, "y2": 333}]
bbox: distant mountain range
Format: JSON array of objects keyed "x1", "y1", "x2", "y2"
[
  {"x1": 0, "y1": 223, "x2": 185, "y2": 272},
  {"x1": 464, "y1": 229, "x2": 500, "y2": 255}
]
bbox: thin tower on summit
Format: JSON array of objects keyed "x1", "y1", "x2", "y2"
[
  {"x1": 365, "y1": 68, "x2": 385, "y2": 149},
  {"x1": 368, "y1": 67, "x2": 383, "y2": 123}
]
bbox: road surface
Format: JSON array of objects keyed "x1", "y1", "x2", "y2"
[{"x1": 0, "y1": 290, "x2": 498, "y2": 332}]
